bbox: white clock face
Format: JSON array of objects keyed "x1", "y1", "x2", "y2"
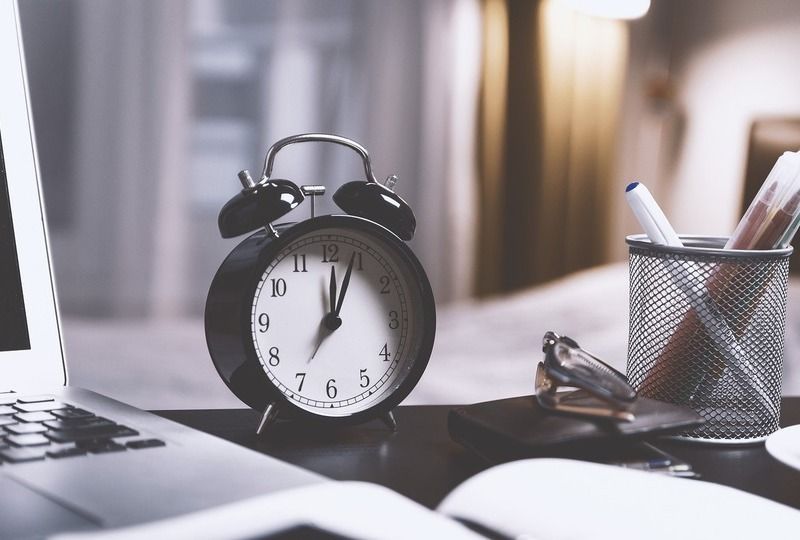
[{"x1": 250, "y1": 226, "x2": 421, "y2": 416}]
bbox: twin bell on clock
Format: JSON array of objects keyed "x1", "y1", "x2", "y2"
[{"x1": 205, "y1": 133, "x2": 436, "y2": 435}]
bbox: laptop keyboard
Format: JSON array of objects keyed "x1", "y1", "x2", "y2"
[{"x1": 0, "y1": 393, "x2": 165, "y2": 464}]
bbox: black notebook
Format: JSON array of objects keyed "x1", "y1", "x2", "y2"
[{"x1": 448, "y1": 394, "x2": 704, "y2": 464}]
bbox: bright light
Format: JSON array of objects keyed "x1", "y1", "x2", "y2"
[{"x1": 561, "y1": 0, "x2": 651, "y2": 20}]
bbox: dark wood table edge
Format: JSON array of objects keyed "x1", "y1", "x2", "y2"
[{"x1": 154, "y1": 397, "x2": 800, "y2": 511}]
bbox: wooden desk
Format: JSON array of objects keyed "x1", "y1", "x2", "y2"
[{"x1": 155, "y1": 397, "x2": 800, "y2": 510}]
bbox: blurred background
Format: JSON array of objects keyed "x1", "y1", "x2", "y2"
[{"x1": 17, "y1": 0, "x2": 800, "y2": 408}]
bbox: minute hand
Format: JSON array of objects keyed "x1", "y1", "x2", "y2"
[
  {"x1": 334, "y1": 252, "x2": 356, "y2": 317},
  {"x1": 329, "y1": 265, "x2": 337, "y2": 315}
]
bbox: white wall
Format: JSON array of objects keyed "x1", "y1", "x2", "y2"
[
  {"x1": 667, "y1": 0, "x2": 800, "y2": 236},
  {"x1": 616, "y1": 0, "x2": 800, "y2": 248}
]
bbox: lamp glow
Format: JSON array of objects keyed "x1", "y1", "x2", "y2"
[{"x1": 562, "y1": 0, "x2": 650, "y2": 20}]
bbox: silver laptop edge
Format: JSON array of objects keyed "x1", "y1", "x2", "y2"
[
  {"x1": 0, "y1": 0, "x2": 65, "y2": 388},
  {"x1": 13, "y1": 0, "x2": 69, "y2": 389}
]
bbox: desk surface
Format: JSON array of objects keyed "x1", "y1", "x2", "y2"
[{"x1": 156, "y1": 397, "x2": 800, "y2": 510}]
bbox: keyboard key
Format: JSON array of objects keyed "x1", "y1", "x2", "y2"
[
  {"x1": 46, "y1": 446, "x2": 88, "y2": 459},
  {"x1": 44, "y1": 418, "x2": 113, "y2": 431},
  {"x1": 14, "y1": 412, "x2": 56, "y2": 423},
  {"x1": 109, "y1": 427, "x2": 138, "y2": 438},
  {"x1": 5, "y1": 423, "x2": 47, "y2": 435},
  {"x1": 6, "y1": 434, "x2": 50, "y2": 447},
  {"x1": 16, "y1": 395, "x2": 55, "y2": 404},
  {"x1": 0, "y1": 447, "x2": 46, "y2": 463},
  {"x1": 47, "y1": 425, "x2": 138, "y2": 443},
  {"x1": 52, "y1": 408, "x2": 94, "y2": 420},
  {"x1": 88, "y1": 442, "x2": 126, "y2": 454},
  {"x1": 14, "y1": 401, "x2": 68, "y2": 413},
  {"x1": 126, "y1": 439, "x2": 166, "y2": 450},
  {"x1": 0, "y1": 399, "x2": 140, "y2": 463}
]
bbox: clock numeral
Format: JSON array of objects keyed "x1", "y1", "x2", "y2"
[
  {"x1": 321, "y1": 244, "x2": 339, "y2": 263},
  {"x1": 295, "y1": 372, "x2": 306, "y2": 392},
  {"x1": 257, "y1": 313, "x2": 270, "y2": 333},
  {"x1": 268, "y1": 346, "x2": 280, "y2": 366},
  {"x1": 292, "y1": 253, "x2": 307, "y2": 272},
  {"x1": 379, "y1": 275, "x2": 391, "y2": 294},
  {"x1": 355, "y1": 252, "x2": 364, "y2": 271},
  {"x1": 379, "y1": 343, "x2": 391, "y2": 362},
  {"x1": 270, "y1": 278, "x2": 287, "y2": 297},
  {"x1": 326, "y1": 379, "x2": 338, "y2": 399},
  {"x1": 359, "y1": 369, "x2": 370, "y2": 388},
  {"x1": 389, "y1": 310, "x2": 400, "y2": 330}
]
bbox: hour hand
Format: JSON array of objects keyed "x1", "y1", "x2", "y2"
[{"x1": 334, "y1": 252, "x2": 357, "y2": 316}]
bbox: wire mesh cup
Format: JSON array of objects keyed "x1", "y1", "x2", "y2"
[{"x1": 626, "y1": 235, "x2": 792, "y2": 443}]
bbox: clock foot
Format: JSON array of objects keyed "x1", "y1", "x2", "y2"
[
  {"x1": 256, "y1": 402, "x2": 279, "y2": 435},
  {"x1": 380, "y1": 411, "x2": 398, "y2": 432}
]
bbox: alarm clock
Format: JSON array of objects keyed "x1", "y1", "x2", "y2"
[{"x1": 205, "y1": 133, "x2": 436, "y2": 434}]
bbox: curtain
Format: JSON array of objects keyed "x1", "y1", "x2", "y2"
[
  {"x1": 476, "y1": 0, "x2": 628, "y2": 297},
  {"x1": 56, "y1": 0, "x2": 189, "y2": 317},
  {"x1": 23, "y1": 0, "x2": 482, "y2": 317},
  {"x1": 418, "y1": 0, "x2": 482, "y2": 303}
]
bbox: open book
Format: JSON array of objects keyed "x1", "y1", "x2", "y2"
[{"x1": 55, "y1": 458, "x2": 800, "y2": 540}]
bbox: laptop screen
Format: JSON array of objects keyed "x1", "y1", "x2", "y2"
[
  {"x1": 0, "y1": 130, "x2": 31, "y2": 352},
  {"x1": 0, "y1": 0, "x2": 65, "y2": 388}
]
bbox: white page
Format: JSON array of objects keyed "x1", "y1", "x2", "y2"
[
  {"x1": 53, "y1": 481, "x2": 483, "y2": 540},
  {"x1": 438, "y1": 458, "x2": 800, "y2": 540}
]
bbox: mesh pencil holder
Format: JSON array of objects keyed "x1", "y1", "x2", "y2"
[{"x1": 626, "y1": 235, "x2": 791, "y2": 444}]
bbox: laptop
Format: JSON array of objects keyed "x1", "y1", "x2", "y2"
[{"x1": 0, "y1": 3, "x2": 323, "y2": 538}]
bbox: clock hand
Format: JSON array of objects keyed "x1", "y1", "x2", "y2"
[
  {"x1": 334, "y1": 252, "x2": 357, "y2": 317},
  {"x1": 322, "y1": 263, "x2": 344, "y2": 332},
  {"x1": 312, "y1": 268, "x2": 337, "y2": 359},
  {"x1": 310, "y1": 323, "x2": 330, "y2": 360},
  {"x1": 329, "y1": 265, "x2": 337, "y2": 315},
  {"x1": 312, "y1": 265, "x2": 342, "y2": 357},
  {"x1": 320, "y1": 252, "x2": 354, "y2": 332}
]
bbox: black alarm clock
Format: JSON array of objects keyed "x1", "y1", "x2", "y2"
[{"x1": 205, "y1": 133, "x2": 436, "y2": 434}]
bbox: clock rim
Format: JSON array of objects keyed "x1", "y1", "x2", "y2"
[{"x1": 206, "y1": 214, "x2": 436, "y2": 426}]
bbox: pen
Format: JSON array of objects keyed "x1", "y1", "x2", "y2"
[
  {"x1": 752, "y1": 189, "x2": 800, "y2": 249},
  {"x1": 726, "y1": 182, "x2": 777, "y2": 249},
  {"x1": 728, "y1": 150, "x2": 800, "y2": 250},
  {"x1": 777, "y1": 205, "x2": 800, "y2": 248},
  {"x1": 625, "y1": 182, "x2": 682, "y2": 247},
  {"x1": 625, "y1": 182, "x2": 683, "y2": 247}
]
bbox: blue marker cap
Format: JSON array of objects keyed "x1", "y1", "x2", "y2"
[{"x1": 626, "y1": 181, "x2": 639, "y2": 192}]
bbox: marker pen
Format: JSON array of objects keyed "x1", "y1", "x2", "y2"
[{"x1": 625, "y1": 182, "x2": 682, "y2": 247}]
